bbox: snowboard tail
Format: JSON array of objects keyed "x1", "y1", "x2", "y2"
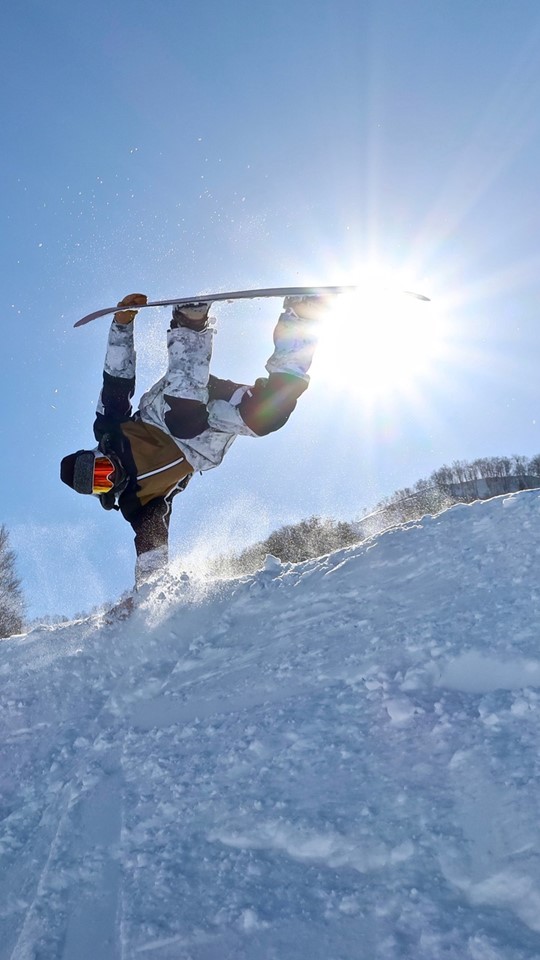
[{"x1": 74, "y1": 285, "x2": 430, "y2": 327}]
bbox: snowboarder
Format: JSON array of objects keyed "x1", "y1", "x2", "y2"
[{"x1": 60, "y1": 292, "x2": 330, "y2": 586}]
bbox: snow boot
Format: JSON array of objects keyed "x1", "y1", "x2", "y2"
[
  {"x1": 265, "y1": 296, "x2": 332, "y2": 381},
  {"x1": 283, "y1": 294, "x2": 335, "y2": 320},
  {"x1": 171, "y1": 302, "x2": 212, "y2": 331}
]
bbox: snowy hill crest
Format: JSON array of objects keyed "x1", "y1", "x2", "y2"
[{"x1": 2, "y1": 492, "x2": 540, "y2": 959}]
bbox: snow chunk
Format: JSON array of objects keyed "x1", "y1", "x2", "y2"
[
  {"x1": 385, "y1": 697, "x2": 423, "y2": 723},
  {"x1": 211, "y1": 820, "x2": 414, "y2": 874},
  {"x1": 452, "y1": 869, "x2": 540, "y2": 934},
  {"x1": 238, "y1": 907, "x2": 268, "y2": 932},
  {"x1": 439, "y1": 651, "x2": 540, "y2": 693}
]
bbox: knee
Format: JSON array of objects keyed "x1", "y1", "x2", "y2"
[
  {"x1": 164, "y1": 396, "x2": 209, "y2": 439},
  {"x1": 239, "y1": 374, "x2": 308, "y2": 436}
]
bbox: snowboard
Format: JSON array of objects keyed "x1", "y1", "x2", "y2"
[{"x1": 74, "y1": 285, "x2": 430, "y2": 327}]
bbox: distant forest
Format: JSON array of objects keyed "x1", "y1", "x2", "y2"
[{"x1": 211, "y1": 454, "x2": 540, "y2": 576}]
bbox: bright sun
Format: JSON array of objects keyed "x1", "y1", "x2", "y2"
[{"x1": 312, "y1": 284, "x2": 445, "y2": 401}]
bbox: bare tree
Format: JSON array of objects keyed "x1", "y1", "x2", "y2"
[
  {"x1": 212, "y1": 516, "x2": 359, "y2": 575},
  {"x1": 527, "y1": 454, "x2": 540, "y2": 476},
  {"x1": 0, "y1": 524, "x2": 25, "y2": 638},
  {"x1": 512, "y1": 454, "x2": 529, "y2": 475}
]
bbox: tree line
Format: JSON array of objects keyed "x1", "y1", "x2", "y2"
[
  {"x1": 360, "y1": 454, "x2": 540, "y2": 537},
  {"x1": 3, "y1": 453, "x2": 540, "y2": 635},
  {"x1": 211, "y1": 454, "x2": 540, "y2": 576}
]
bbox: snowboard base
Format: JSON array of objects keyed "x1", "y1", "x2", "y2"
[{"x1": 74, "y1": 285, "x2": 430, "y2": 327}]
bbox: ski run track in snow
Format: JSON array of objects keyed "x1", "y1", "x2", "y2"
[{"x1": 3, "y1": 491, "x2": 540, "y2": 959}]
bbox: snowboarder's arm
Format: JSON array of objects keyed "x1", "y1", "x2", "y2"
[
  {"x1": 94, "y1": 319, "x2": 137, "y2": 428},
  {"x1": 127, "y1": 497, "x2": 171, "y2": 587},
  {"x1": 94, "y1": 295, "x2": 147, "y2": 426}
]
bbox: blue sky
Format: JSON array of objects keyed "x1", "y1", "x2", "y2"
[{"x1": 3, "y1": 0, "x2": 540, "y2": 619}]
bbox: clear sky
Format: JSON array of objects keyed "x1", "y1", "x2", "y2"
[{"x1": 2, "y1": 0, "x2": 540, "y2": 619}]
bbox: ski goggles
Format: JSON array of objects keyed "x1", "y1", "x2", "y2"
[
  {"x1": 92, "y1": 456, "x2": 116, "y2": 494},
  {"x1": 72, "y1": 451, "x2": 117, "y2": 496}
]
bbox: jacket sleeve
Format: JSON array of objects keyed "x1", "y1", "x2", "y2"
[
  {"x1": 121, "y1": 485, "x2": 188, "y2": 589},
  {"x1": 129, "y1": 498, "x2": 170, "y2": 585},
  {"x1": 94, "y1": 320, "x2": 136, "y2": 438}
]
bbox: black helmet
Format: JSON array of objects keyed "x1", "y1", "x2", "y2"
[
  {"x1": 60, "y1": 447, "x2": 127, "y2": 508},
  {"x1": 60, "y1": 449, "x2": 100, "y2": 495}
]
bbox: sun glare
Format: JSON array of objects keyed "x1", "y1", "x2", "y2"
[{"x1": 313, "y1": 283, "x2": 445, "y2": 402}]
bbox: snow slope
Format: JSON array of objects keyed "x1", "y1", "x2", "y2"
[{"x1": 2, "y1": 491, "x2": 540, "y2": 959}]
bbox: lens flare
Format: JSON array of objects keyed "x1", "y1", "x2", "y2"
[{"x1": 312, "y1": 281, "x2": 446, "y2": 402}]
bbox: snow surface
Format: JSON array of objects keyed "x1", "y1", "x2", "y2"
[{"x1": 3, "y1": 491, "x2": 540, "y2": 959}]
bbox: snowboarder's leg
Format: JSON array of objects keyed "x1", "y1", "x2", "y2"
[
  {"x1": 207, "y1": 296, "x2": 329, "y2": 438},
  {"x1": 236, "y1": 373, "x2": 308, "y2": 436},
  {"x1": 239, "y1": 296, "x2": 328, "y2": 435},
  {"x1": 163, "y1": 305, "x2": 214, "y2": 438},
  {"x1": 139, "y1": 305, "x2": 214, "y2": 439},
  {"x1": 265, "y1": 295, "x2": 328, "y2": 380}
]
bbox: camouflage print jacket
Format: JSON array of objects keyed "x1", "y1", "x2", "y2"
[
  {"x1": 93, "y1": 369, "x2": 255, "y2": 568},
  {"x1": 93, "y1": 317, "x2": 308, "y2": 581}
]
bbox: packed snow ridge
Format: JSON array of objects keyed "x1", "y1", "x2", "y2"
[{"x1": 2, "y1": 491, "x2": 540, "y2": 959}]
